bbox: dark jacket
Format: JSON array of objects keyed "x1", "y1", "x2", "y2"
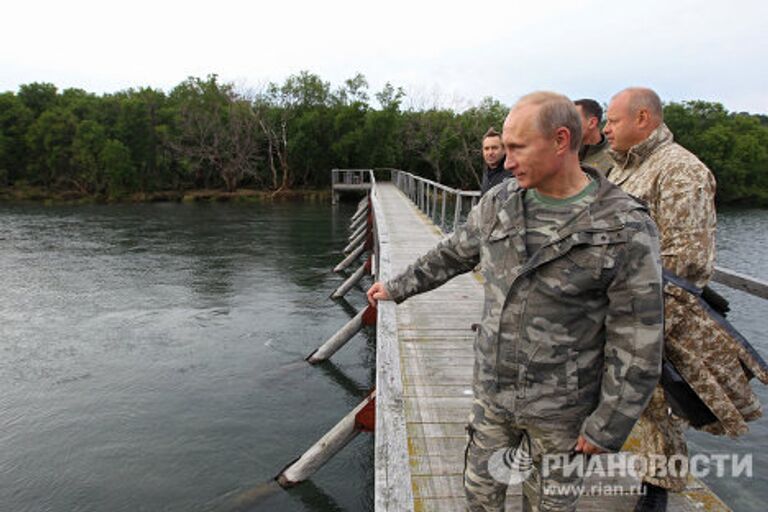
[
  {"x1": 480, "y1": 156, "x2": 511, "y2": 196},
  {"x1": 579, "y1": 134, "x2": 613, "y2": 175}
]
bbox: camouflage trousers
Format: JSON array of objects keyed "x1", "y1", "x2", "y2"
[
  {"x1": 624, "y1": 386, "x2": 688, "y2": 491},
  {"x1": 464, "y1": 395, "x2": 584, "y2": 512}
]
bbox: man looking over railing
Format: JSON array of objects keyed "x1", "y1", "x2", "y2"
[{"x1": 367, "y1": 91, "x2": 664, "y2": 512}]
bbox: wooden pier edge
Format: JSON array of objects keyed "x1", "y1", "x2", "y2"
[{"x1": 372, "y1": 185, "x2": 416, "y2": 512}]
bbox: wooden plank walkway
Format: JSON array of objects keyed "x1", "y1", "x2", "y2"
[{"x1": 372, "y1": 182, "x2": 731, "y2": 512}]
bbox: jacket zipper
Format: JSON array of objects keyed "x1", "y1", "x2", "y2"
[{"x1": 515, "y1": 291, "x2": 531, "y2": 399}]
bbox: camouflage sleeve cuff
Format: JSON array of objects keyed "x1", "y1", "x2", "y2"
[
  {"x1": 580, "y1": 422, "x2": 624, "y2": 453},
  {"x1": 383, "y1": 275, "x2": 411, "y2": 304}
]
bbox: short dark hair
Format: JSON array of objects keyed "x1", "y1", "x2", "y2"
[
  {"x1": 483, "y1": 127, "x2": 502, "y2": 141},
  {"x1": 574, "y1": 98, "x2": 603, "y2": 122}
]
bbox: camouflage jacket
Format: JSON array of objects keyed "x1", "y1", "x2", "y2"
[
  {"x1": 608, "y1": 124, "x2": 766, "y2": 435},
  {"x1": 386, "y1": 167, "x2": 664, "y2": 451},
  {"x1": 579, "y1": 134, "x2": 614, "y2": 175},
  {"x1": 607, "y1": 123, "x2": 716, "y2": 288}
]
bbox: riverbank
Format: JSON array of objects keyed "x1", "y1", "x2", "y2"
[{"x1": 0, "y1": 185, "x2": 333, "y2": 204}]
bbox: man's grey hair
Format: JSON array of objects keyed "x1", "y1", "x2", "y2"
[
  {"x1": 616, "y1": 87, "x2": 664, "y2": 122},
  {"x1": 512, "y1": 91, "x2": 582, "y2": 151}
]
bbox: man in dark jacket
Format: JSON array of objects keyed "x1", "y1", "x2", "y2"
[
  {"x1": 480, "y1": 127, "x2": 511, "y2": 195},
  {"x1": 574, "y1": 98, "x2": 613, "y2": 175}
]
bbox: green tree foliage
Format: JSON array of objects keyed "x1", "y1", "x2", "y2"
[
  {"x1": 72, "y1": 119, "x2": 107, "y2": 193},
  {"x1": 0, "y1": 92, "x2": 33, "y2": 184},
  {"x1": 101, "y1": 139, "x2": 136, "y2": 197},
  {"x1": 1, "y1": 75, "x2": 767, "y2": 205},
  {"x1": 17, "y1": 82, "x2": 58, "y2": 118},
  {"x1": 25, "y1": 106, "x2": 78, "y2": 188},
  {"x1": 664, "y1": 101, "x2": 768, "y2": 204}
]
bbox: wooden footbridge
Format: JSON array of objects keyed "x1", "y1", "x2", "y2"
[{"x1": 276, "y1": 169, "x2": 768, "y2": 512}]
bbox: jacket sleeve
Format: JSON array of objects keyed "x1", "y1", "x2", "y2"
[
  {"x1": 655, "y1": 156, "x2": 717, "y2": 288},
  {"x1": 384, "y1": 198, "x2": 484, "y2": 304},
  {"x1": 581, "y1": 214, "x2": 664, "y2": 452}
]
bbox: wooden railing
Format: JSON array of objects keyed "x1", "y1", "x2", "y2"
[
  {"x1": 331, "y1": 168, "x2": 374, "y2": 186},
  {"x1": 389, "y1": 169, "x2": 481, "y2": 232}
]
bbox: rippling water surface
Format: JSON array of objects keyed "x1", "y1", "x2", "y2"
[
  {"x1": 0, "y1": 200, "x2": 374, "y2": 512},
  {"x1": 0, "y1": 202, "x2": 766, "y2": 511}
]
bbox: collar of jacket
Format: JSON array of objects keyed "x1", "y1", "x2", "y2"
[
  {"x1": 578, "y1": 133, "x2": 609, "y2": 160},
  {"x1": 608, "y1": 123, "x2": 674, "y2": 170},
  {"x1": 490, "y1": 166, "x2": 648, "y2": 240},
  {"x1": 485, "y1": 155, "x2": 507, "y2": 173}
]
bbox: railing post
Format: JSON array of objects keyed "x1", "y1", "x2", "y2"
[
  {"x1": 441, "y1": 189, "x2": 447, "y2": 229},
  {"x1": 418, "y1": 182, "x2": 423, "y2": 211},
  {"x1": 453, "y1": 194, "x2": 462, "y2": 232},
  {"x1": 432, "y1": 184, "x2": 438, "y2": 222}
]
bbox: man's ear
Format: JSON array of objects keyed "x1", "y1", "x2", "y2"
[
  {"x1": 588, "y1": 116, "x2": 599, "y2": 131},
  {"x1": 637, "y1": 108, "x2": 650, "y2": 128},
  {"x1": 554, "y1": 127, "x2": 571, "y2": 154}
]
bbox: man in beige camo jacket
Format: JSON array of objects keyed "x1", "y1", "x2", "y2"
[
  {"x1": 368, "y1": 92, "x2": 665, "y2": 511},
  {"x1": 605, "y1": 87, "x2": 716, "y2": 512}
]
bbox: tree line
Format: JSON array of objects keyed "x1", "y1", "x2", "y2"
[{"x1": 1, "y1": 72, "x2": 766, "y2": 205}]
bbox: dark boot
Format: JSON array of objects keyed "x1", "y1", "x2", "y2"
[{"x1": 634, "y1": 482, "x2": 668, "y2": 512}]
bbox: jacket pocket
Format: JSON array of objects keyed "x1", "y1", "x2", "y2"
[
  {"x1": 523, "y1": 348, "x2": 579, "y2": 398},
  {"x1": 482, "y1": 229, "x2": 516, "y2": 283}
]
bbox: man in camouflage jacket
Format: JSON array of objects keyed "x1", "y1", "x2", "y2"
[
  {"x1": 368, "y1": 92, "x2": 664, "y2": 512},
  {"x1": 605, "y1": 87, "x2": 721, "y2": 511}
]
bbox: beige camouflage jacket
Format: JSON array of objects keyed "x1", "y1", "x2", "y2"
[
  {"x1": 609, "y1": 124, "x2": 765, "y2": 435},
  {"x1": 607, "y1": 123, "x2": 716, "y2": 287},
  {"x1": 386, "y1": 168, "x2": 664, "y2": 451}
]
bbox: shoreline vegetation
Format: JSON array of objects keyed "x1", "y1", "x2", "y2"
[
  {"x1": 0, "y1": 185, "x2": 332, "y2": 204},
  {"x1": 2, "y1": 71, "x2": 767, "y2": 207}
]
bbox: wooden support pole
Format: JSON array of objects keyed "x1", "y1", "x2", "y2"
[
  {"x1": 349, "y1": 211, "x2": 368, "y2": 231},
  {"x1": 333, "y1": 241, "x2": 366, "y2": 273},
  {"x1": 348, "y1": 220, "x2": 367, "y2": 242},
  {"x1": 306, "y1": 306, "x2": 377, "y2": 364},
  {"x1": 344, "y1": 229, "x2": 367, "y2": 254},
  {"x1": 331, "y1": 259, "x2": 371, "y2": 299},
  {"x1": 351, "y1": 203, "x2": 368, "y2": 223},
  {"x1": 276, "y1": 390, "x2": 376, "y2": 488}
]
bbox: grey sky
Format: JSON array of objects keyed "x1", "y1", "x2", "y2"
[{"x1": 3, "y1": 0, "x2": 766, "y2": 113}]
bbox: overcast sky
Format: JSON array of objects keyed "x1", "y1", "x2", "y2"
[{"x1": 3, "y1": 0, "x2": 766, "y2": 113}]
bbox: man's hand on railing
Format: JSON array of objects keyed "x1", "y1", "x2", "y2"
[{"x1": 367, "y1": 282, "x2": 391, "y2": 307}]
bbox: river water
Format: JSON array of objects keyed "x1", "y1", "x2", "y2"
[{"x1": 0, "y1": 202, "x2": 765, "y2": 512}]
